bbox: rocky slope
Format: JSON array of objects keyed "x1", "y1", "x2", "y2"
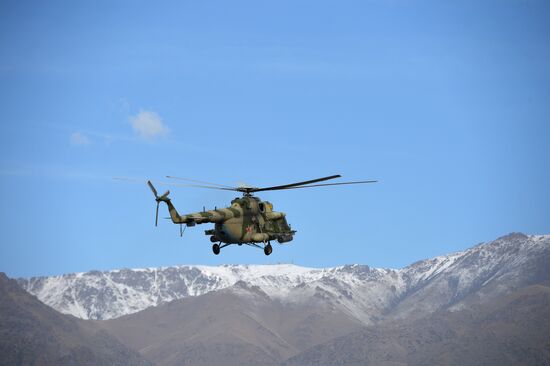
[
  {"x1": 100, "y1": 281, "x2": 364, "y2": 366},
  {"x1": 283, "y1": 284, "x2": 550, "y2": 366},
  {"x1": 0, "y1": 273, "x2": 152, "y2": 366}
]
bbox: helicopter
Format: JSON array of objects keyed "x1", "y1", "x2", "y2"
[{"x1": 146, "y1": 175, "x2": 377, "y2": 255}]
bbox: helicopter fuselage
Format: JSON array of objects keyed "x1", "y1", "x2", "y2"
[{"x1": 162, "y1": 195, "x2": 295, "y2": 245}]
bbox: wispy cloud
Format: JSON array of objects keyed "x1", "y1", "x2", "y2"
[
  {"x1": 70, "y1": 132, "x2": 91, "y2": 146},
  {"x1": 129, "y1": 110, "x2": 170, "y2": 141}
]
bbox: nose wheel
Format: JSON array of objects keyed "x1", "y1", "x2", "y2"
[
  {"x1": 264, "y1": 243, "x2": 272, "y2": 256},
  {"x1": 212, "y1": 243, "x2": 220, "y2": 255}
]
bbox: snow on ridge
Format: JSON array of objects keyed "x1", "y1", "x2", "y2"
[
  {"x1": 17, "y1": 233, "x2": 549, "y2": 320},
  {"x1": 20, "y1": 233, "x2": 548, "y2": 279}
]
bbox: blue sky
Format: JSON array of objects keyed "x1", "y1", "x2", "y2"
[{"x1": 1, "y1": 0, "x2": 549, "y2": 278}]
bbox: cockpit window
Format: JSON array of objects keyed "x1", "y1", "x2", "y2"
[{"x1": 259, "y1": 203, "x2": 265, "y2": 212}]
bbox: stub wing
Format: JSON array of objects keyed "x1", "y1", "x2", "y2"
[{"x1": 172, "y1": 207, "x2": 242, "y2": 225}]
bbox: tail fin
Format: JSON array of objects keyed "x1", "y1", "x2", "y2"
[{"x1": 147, "y1": 181, "x2": 181, "y2": 225}]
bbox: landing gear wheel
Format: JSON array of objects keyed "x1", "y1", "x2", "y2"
[
  {"x1": 264, "y1": 243, "x2": 272, "y2": 256},
  {"x1": 212, "y1": 243, "x2": 220, "y2": 255}
]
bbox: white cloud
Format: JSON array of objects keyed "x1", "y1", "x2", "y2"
[
  {"x1": 129, "y1": 110, "x2": 169, "y2": 141},
  {"x1": 70, "y1": 132, "x2": 90, "y2": 146}
]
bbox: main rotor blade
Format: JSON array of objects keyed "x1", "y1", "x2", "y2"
[
  {"x1": 115, "y1": 177, "x2": 238, "y2": 192},
  {"x1": 156, "y1": 182, "x2": 239, "y2": 191},
  {"x1": 250, "y1": 175, "x2": 341, "y2": 193},
  {"x1": 114, "y1": 176, "x2": 147, "y2": 184},
  {"x1": 115, "y1": 177, "x2": 163, "y2": 197},
  {"x1": 165, "y1": 176, "x2": 234, "y2": 189},
  {"x1": 263, "y1": 180, "x2": 378, "y2": 191}
]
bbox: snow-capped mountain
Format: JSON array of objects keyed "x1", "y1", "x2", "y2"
[{"x1": 17, "y1": 233, "x2": 550, "y2": 321}]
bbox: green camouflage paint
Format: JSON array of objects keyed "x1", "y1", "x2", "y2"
[{"x1": 157, "y1": 194, "x2": 294, "y2": 245}]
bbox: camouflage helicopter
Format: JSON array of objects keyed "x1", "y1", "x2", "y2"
[{"x1": 146, "y1": 175, "x2": 377, "y2": 255}]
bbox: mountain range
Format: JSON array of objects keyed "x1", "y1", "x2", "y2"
[
  {"x1": 18, "y1": 233, "x2": 550, "y2": 323},
  {"x1": 6, "y1": 232, "x2": 550, "y2": 365}
]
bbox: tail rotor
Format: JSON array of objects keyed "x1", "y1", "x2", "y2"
[{"x1": 147, "y1": 181, "x2": 170, "y2": 227}]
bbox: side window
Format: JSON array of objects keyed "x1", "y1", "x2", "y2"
[{"x1": 259, "y1": 203, "x2": 265, "y2": 213}]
